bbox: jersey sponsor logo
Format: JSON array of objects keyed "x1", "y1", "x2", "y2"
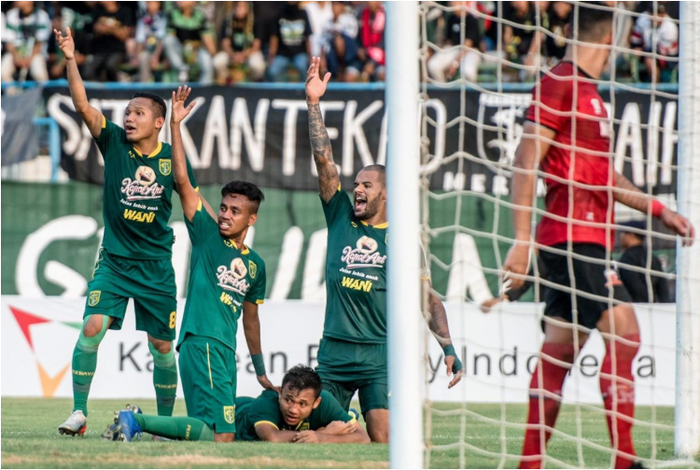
[
  {"x1": 158, "y1": 159, "x2": 172, "y2": 176},
  {"x1": 88, "y1": 290, "x2": 101, "y2": 307},
  {"x1": 217, "y1": 258, "x2": 251, "y2": 294},
  {"x1": 341, "y1": 276, "x2": 373, "y2": 292},
  {"x1": 248, "y1": 260, "x2": 257, "y2": 279},
  {"x1": 224, "y1": 405, "x2": 235, "y2": 424},
  {"x1": 123, "y1": 208, "x2": 156, "y2": 223},
  {"x1": 121, "y1": 166, "x2": 165, "y2": 201},
  {"x1": 340, "y1": 235, "x2": 387, "y2": 269}
]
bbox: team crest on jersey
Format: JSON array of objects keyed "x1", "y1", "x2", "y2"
[
  {"x1": 217, "y1": 258, "x2": 251, "y2": 294},
  {"x1": 88, "y1": 290, "x2": 101, "y2": 307},
  {"x1": 341, "y1": 235, "x2": 387, "y2": 269},
  {"x1": 248, "y1": 260, "x2": 257, "y2": 279},
  {"x1": 223, "y1": 405, "x2": 235, "y2": 424},
  {"x1": 121, "y1": 166, "x2": 165, "y2": 201},
  {"x1": 158, "y1": 159, "x2": 171, "y2": 176}
]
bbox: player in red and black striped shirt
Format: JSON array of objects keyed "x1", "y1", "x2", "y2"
[{"x1": 503, "y1": 3, "x2": 694, "y2": 468}]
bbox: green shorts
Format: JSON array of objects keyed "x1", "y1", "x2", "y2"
[
  {"x1": 316, "y1": 337, "x2": 388, "y2": 414},
  {"x1": 178, "y1": 336, "x2": 238, "y2": 434},
  {"x1": 84, "y1": 248, "x2": 177, "y2": 341}
]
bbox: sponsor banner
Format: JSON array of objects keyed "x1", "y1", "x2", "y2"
[
  {"x1": 1, "y1": 87, "x2": 41, "y2": 166},
  {"x1": 1, "y1": 297, "x2": 675, "y2": 405},
  {"x1": 43, "y1": 84, "x2": 679, "y2": 194}
]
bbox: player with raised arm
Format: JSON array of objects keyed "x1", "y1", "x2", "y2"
[
  {"x1": 54, "y1": 27, "x2": 197, "y2": 436},
  {"x1": 305, "y1": 56, "x2": 463, "y2": 443},
  {"x1": 501, "y1": 4, "x2": 695, "y2": 469},
  {"x1": 108, "y1": 365, "x2": 369, "y2": 444}
]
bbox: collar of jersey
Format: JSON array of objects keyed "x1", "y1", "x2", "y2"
[
  {"x1": 359, "y1": 220, "x2": 388, "y2": 229},
  {"x1": 560, "y1": 60, "x2": 594, "y2": 80},
  {"x1": 132, "y1": 141, "x2": 163, "y2": 158},
  {"x1": 227, "y1": 238, "x2": 250, "y2": 255}
]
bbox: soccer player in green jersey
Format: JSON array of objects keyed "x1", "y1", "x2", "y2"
[
  {"x1": 110, "y1": 365, "x2": 370, "y2": 444},
  {"x1": 305, "y1": 57, "x2": 463, "y2": 443},
  {"x1": 54, "y1": 27, "x2": 196, "y2": 436}
]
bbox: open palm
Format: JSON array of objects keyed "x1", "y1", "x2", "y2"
[
  {"x1": 171, "y1": 85, "x2": 195, "y2": 124},
  {"x1": 305, "y1": 56, "x2": 331, "y2": 103}
]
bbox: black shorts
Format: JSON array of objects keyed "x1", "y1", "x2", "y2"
[{"x1": 539, "y1": 243, "x2": 632, "y2": 330}]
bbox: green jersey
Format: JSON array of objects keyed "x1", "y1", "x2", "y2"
[
  {"x1": 235, "y1": 389, "x2": 353, "y2": 441},
  {"x1": 96, "y1": 118, "x2": 196, "y2": 260},
  {"x1": 322, "y1": 190, "x2": 388, "y2": 344},
  {"x1": 177, "y1": 204, "x2": 266, "y2": 352}
]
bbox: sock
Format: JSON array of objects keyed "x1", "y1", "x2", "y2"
[
  {"x1": 134, "y1": 414, "x2": 214, "y2": 441},
  {"x1": 600, "y1": 334, "x2": 640, "y2": 469},
  {"x1": 72, "y1": 315, "x2": 109, "y2": 417},
  {"x1": 520, "y1": 342, "x2": 575, "y2": 469},
  {"x1": 148, "y1": 342, "x2": 178, "y2": 417}
]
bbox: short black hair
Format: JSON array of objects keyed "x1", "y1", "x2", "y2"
[
  {"x1": 360, "y1": 164, "x2": 386, "y2": 187},
  {"x1": 132, "y1": 91, "x2": 167, "y2": 119},
  {"x1": 221, "y1": 180, "x2": 265, "y2": 213},
  {"x1": 281, "y1": 365, "x2": 322, "y2": 399},
  {"x1": 573, "y1": 2, "x2": 614, "y2": 43}
]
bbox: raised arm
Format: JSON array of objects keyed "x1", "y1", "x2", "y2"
[
  {"x1": 170, "y1": 86, "x2": 201, "y2": 222},
  {"x1": 502, "y1": 121, "x2": 555, "y2": 290},
  {"x1": 242, "y1": 301, "x2": 277, "y2": 392},
  {"x1": 614, "y1": 171, "x2": 694, "y2": 246},
  {"x1": 53, "y1": 27, "x2": 103, "y2": 138},
  {"x1": 305, "y1": 56, "x2": 340, "y2": 203}
]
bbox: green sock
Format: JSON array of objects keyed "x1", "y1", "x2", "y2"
[
  {"x1": 148, "y1": 342, "x2": 178, "y2": 416},
  {"x1": 72, "y1": 315, "x2": 109, "y2": 417},
  {"x1": 134, "y1": 414, "x2": 214, "y2": 441}
]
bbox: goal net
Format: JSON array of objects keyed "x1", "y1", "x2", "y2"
[{"x1": 412, "y1": 1, "x2": 700, "y2": 468}]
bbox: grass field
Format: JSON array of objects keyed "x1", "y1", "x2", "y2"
[{"x1": 2, "y1": 398, "x2": 698, "y2": 469}]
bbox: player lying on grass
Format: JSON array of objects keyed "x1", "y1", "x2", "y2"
[
  {"x1": 168, "y1": 85, "x2": 274, "y2": 442},
  {"x1": 108, "y1": 365, "x2": 370, "y2": 444},
  {"x1": 53, "y1": 27, "x2": 198, "y2": 436},
  {"x1": 306, "y1": 56, "x2": 463, "y2": 443}
]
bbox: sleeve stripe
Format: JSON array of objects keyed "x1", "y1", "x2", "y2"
[
  {"x1": 254, "y1": 420, "x2": 279, "y2": 430},
  {"x1": 255, "y1": 299, "x2": 264, "y2": 305},
  {"x1": 101, "y1": 115, "x2": 107, "y2": 128}
]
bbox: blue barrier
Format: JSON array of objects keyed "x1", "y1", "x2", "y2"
[{"x1": 32, "y1": 117, "x2": 61, "y2": 182}]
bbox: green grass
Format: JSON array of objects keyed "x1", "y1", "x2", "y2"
[{"x1": 1, "y1": 398, "x2": 698, "y2": 468}]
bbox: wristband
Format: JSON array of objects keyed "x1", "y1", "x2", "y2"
[
  {"x1": 443, "y1": 345, "x2": 463, "y2": 373},
  {"x1": 651, "y1": 200, "x2": 666, "y2": 218},
  {"x1": 251, "y1": 353, "x2": 266, "y2": 376}
]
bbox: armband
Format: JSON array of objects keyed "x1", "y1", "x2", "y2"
[
  {"x1": 442, "y1": 345, "x2": 463, "y2": 373},
  {"x1": 251, "y1": 353, "x2": 266, "y2": 376}
]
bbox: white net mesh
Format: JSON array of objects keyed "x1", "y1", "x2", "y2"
[{"x1": 418, "y1": 1, "x2": 698, "y2": 468}]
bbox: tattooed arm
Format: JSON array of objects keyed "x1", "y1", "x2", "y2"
[
  {"x1": 305, "y1": 56, "x2": 340, "y2": 203},
  {"x1": 424, "y1": 281, "x2": 463, "y2": 388}
]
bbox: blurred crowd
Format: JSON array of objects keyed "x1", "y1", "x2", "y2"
[{"x1": 0, "y1": 1, "x2": 680, "y2": 85}]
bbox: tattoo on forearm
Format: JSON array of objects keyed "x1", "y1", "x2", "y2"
[
  {"x1": 308, "y1": 103, "x2": 339, "y2": 201},
  {"x1": 614, "y1": 172, "x2": 648, "y2": 212},
  {"x1": 428, "y1": 292, "x2": 451, "y2": 345}
]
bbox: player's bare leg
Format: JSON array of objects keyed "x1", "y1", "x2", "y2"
[
  {"x1": 147, "y1": 335, "x2": 178, "y2": 416},
  {"x1": 59, "y1": 314, "x2": 112, "y2": 435},
  {"x1": 520, "y1": 318, "x2": 587, "y2": 469},
  {"x1": 597, "y1": 304, "x2": 641, "y2": 469},
  {"x1": 213, "y1": 432, "x2": 234, "y2": 443},
  {"x1": 365, "y1": 409, "x2": 389, "y2": 443}
]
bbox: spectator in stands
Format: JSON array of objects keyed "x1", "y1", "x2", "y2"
[
  {"x1": 356, "y1": 1, "x2": 386, "y2": 82},
  {"x1": 213, "y1": 1, "x2": 265, "y2": 84},
  {"x1": 46, "y1": 4, "x2": 92, "y2": 80},
  {"x1": 502, "y1": 1, "x2": 542, "y2": 82},
  {"x1": 321, "y1": 1, "x2": 360, "y2": 82},
  {"x1": 304, "y1": 1, "x2": 333, "y2": 58},
  {"x1": 83, "y1": 1, "x2": 134, "y2": 82},
  {"x1": 1, "y1": 1, "x2": 51, "y2": 82},
  {"x1": 132, "y1": 1, "x2": 167, "y2": 83},
  {"x1": 630, "y1": 2, "x2": 678, "y2": 82},
  {"x1": 543, "y1": 1, "x2": 571, "y2": 66},
  {"x1": 267, "y1": 1, "x2": 312, "y2": 82},
  {"x1": 618, "y1": 220, "x2": 672, "y2": 303},
  {"x1": 163, "y1": 1, "x2": 216, "y2": 84},
  {"x1": 427, "y1": 1, "x2": 482, "y2": 83}
]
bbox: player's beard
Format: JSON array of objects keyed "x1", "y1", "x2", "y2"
[{"x1": 355, "y1": 196, "x2": 381, "y2": 221}]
